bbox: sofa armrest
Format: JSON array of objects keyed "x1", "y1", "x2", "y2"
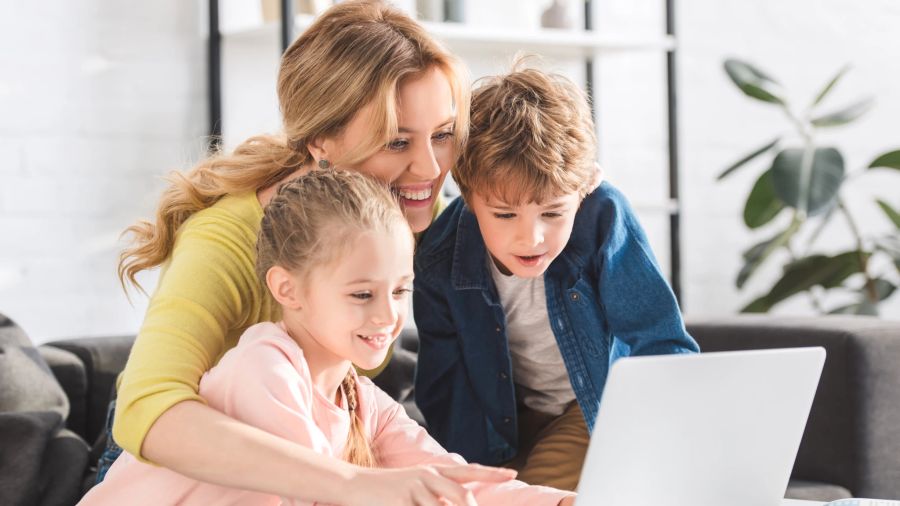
[
  {"x1": 42, "y1": 336, "x2": 135, "y2": 446},
  {"x1": 38, "y1": 345, "x2": 88, "y2": 440},
  {"x1": 686, "y1": 315, "x2": 900, "y2": 499}
]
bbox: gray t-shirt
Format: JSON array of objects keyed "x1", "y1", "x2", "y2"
[{"x1": 489, "y1": 257, "x2": 576, "y2": 415}]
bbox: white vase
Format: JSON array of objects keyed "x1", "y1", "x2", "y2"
[{"x1": 541, "y1": 0, "x2": 574, "y2": 29}]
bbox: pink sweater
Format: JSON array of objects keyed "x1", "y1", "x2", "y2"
[{"x1": 79, "y1": 322, "x2": 573, "y2": 506}]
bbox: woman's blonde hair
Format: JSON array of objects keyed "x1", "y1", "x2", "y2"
[
  {"x1": 118, "y1": 0, "x2": 468, "y2": 292},
  {"x1": 257, "y1": 169, "x2": 411, "y2": 467},
  {"x1": 453, "y1": 60, "x2": 596, "y2": 206}
]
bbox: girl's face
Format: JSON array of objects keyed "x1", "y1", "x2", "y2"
[
  {"x1": 292, "y1": 226, "x2": 415, "y2": 371},
  {"x1": 319, "y1": 67, "x2": 457, "y2": 233}
]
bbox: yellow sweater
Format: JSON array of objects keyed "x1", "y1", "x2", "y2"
[{"x1": 113, "y1": 192, "x2": 396, "y2": 460}]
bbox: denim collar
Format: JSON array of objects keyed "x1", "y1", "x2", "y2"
[{"x1": 450, "y1": 204, "x2": 492, "y2": 292}]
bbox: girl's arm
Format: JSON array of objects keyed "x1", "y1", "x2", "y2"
[
  {"x1": 370, "y1": 386, "x2": 576, "y2": 506},
  {"x1": 162, "y1": 329, "x2": 511, "y2": 506},
  {"x1": 141, "y1": 399, "x2": 359, "y2": 503}
]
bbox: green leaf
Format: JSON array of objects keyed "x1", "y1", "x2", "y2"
[
  {"x1": 741, "y1": 294, "x2": 772, "y2": 313},
  {"x1": 771, "y1": 147, "x2": 845, "y2": 216},
  {"x1": 724, "y1": 59, "x2": 785, "y2": 105},
  {"x1": 868, "y1": 149, "x2": 900, "y2": 170},
  {"x1": 810, "y1": 97, "x2": 874, "y2": 128},
  {"x1": 811, "y1": 65, "x2": 850, "y2": 108},
  {"x1": 828, "y1": 301, "x2": 878, "y2": 316},
  {"x1": 740, "y1": 251, "x2": 864, "y2": 312},
  {"x1": 873, "y1": 278, "x2": 897, "y2": 301},
  {"x1": 744, "y1": 169, "x2": 785, "y2": 229},
  {"x1": 877, "y1": 199, "x2": 900, "y2": 228},
  {"x1": 718, "y1": 138, "x2": 780, "y2": 181},
  {"x1": 736, "y1": 221, "x2": 800, "y2": 288}
]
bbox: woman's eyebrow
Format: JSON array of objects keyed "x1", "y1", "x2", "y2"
[{"x1": 398, "y1": 117, "x2": 455, "y2": 134}]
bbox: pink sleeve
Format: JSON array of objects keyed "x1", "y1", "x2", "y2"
[
  {"x1": 368, "y1": 386, "x2": 575, "y2": 506},
  {"x1": 214, "y1": 338, "x2": 334, "y2": 506}
]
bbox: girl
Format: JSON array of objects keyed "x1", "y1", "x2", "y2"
[
  {"x1": 82, "y1": 171, "x2": 577, "y2": 506},
  {"x1": 105, "y1": 2, "x2": 507, "y2": 504}
]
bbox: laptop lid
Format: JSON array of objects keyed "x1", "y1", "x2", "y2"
[{"x1": 576, "y1": 347, "x2": 826, "y2": 506}]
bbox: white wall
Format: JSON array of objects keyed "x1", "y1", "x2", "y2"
[{"x1": 0, "y1": 1, "x2": 207, "y2": 343}]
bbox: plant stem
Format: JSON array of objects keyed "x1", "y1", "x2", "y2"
[{"x1": 837, "y1": 197, "x2": 878, "y2": 302}]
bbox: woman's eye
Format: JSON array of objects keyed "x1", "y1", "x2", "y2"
[
  {"x1": 433, "y1": 131, "x2": 454, "y2": 143},
  {"x1": 494, "y1": 213, "x2": 515, "y2": 220},
  {"x1": 351, "y1": 292, "x2": 372, "y2": 300},
  {"x1": 543, "y1": 212, "x2": 563, "y2": 218},
  {"x1": 386, "y1": 139, "x2": 409, "y2": 151},
  {"x1": 393, "y1": 287, "x2": 413, "y2": 297}
]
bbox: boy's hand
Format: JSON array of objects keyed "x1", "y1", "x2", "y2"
[
  {"x1": 559, "y1": 495, "x2": 577, "y2": 506},
  {"x1": 345, "y1": 463, "x2": 517, "y2": 506}
]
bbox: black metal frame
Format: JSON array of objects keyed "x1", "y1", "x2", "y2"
[
  {"x1": 664, "y1": 0, "x2": 682, "y2": 303},
  {"x1": 205, "y1": 0, "x2": 683, "y2": 304},
  {"x1": 207, "y1": 0, "x2": 222, "y2": 153}
]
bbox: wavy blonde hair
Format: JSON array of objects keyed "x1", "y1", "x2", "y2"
[
  {"x1": 454, "y1": 61, "x2": 596, "y2": 206},
  {"x1": 118, "y1": 0, "x2": 469, "y2": 292},
  {"x1": 257, "y1": 170, "x2": 411, "y2": 467}
]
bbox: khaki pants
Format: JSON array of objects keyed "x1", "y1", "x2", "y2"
[{"x1": 503, "y1": 401, "x2": 590, "y2": 491}]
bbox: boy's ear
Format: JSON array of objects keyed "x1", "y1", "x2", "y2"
[{"x1": 266, "y1": 265, "x2": 304, "y2": 310}]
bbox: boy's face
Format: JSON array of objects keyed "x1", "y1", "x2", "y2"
[{"x1": 469, "y1": 189, "x2": 581, "y2": 278}]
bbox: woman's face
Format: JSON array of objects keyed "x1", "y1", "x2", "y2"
[{"x1": 319, "y1": 67, "x2": 457, "y2": 233}]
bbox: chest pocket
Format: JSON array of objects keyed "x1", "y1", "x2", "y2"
[{"x1": 564, "y1": 277, "x2": 610, "y2": 358}]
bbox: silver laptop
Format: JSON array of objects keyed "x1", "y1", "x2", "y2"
[{"x1": 576, "y1": 347, "x2": 826, "y2": 506}]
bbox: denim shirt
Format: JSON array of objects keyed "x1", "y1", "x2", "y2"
[{"x1": 413, "y1": 182, "x2": 700, "y2": 465}]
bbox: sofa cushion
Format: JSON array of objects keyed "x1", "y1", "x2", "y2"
[
  {"x1": 0, "y1": 315, "x2": 68, "y2": 418},
  {"x1": 0, "y1": 411, "x2": 66, "y2": 506},
  {"x1": 39, "y1": 345, "x2": 88, "y2": 440},
  {"x1": 785, "y1": 479, "x2": 852, "y2": 501}
]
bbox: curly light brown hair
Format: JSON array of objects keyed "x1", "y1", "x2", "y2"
[{"x1": 454, "y1": 61, "x2": 597, "y2": 206}]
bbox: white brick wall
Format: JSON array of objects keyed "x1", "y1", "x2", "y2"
[
  {"x1": 0, "y1": 1, "x2": 207, "y2": 343},
  {"x1": 2, "y1": 0, "x2": 897, "y2": 344}
]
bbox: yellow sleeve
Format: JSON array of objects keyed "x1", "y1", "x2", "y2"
[{"x1": 113, "y1": 215, "x2": 268, "y2": 461}]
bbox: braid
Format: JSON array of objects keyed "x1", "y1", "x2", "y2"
[{"x1": 341, "y1": 370, "x2": 377, "y2": 467}]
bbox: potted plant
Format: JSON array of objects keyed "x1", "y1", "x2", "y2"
[{"x1": 719, "y1": 58, "x2": 900, "y2": 315}]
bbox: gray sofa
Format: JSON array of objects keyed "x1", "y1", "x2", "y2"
[{"x1": 2, "y1": 313, "x2": 899, "y2": 505}]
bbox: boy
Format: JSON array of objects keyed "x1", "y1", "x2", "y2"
[{"x1": 413, "y1": 66, "x2": 700, "y2": 490}]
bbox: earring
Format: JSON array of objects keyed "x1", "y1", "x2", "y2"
[{"x1": 317, "y1": 159, "x2": 331, "y2": 170}]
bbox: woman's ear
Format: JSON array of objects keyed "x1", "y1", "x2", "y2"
[
  {"x1": 306, "y1": 136, "x2": 334, "y2": 165},
  {"x1": 266, "y1": 265, "x2": 304, "y2": 310}
]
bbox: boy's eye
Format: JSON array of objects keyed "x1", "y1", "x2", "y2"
[
  {"x1": 493, "y1": 213, "x2": 515, "y2": 220},
  {"x1": 542, "y1": 212, "x2": 563, "y2": 218},
  {"x1": 350, "y1": 292, "x2": 372, "y2": 300},
  {"x1": 386, "y1": 138, "x2": 409, "y2": 151}
]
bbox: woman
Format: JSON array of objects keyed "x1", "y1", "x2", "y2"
[{"x1": 111, "y1": 2, "x2": 509, "y2": 504}]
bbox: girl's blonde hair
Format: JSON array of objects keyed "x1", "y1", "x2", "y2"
[
  {"x1": 256, "y1": 169, "x2": 410, "y2": 467},
  {"x1": 118, "y1": 0, "x2": 468, "y2": 292}
]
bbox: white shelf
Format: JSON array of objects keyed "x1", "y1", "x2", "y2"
[{"x1": 222, "y1": 14, "x2": 676, "y2": 56}]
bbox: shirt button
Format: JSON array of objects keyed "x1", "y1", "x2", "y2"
[
  {"x1": 495, "y1": 327, "x2": 501, "y2": 332},
  {"x1": 498, "y1": 371, "x2": 508, "y2": 380},
  {"x1": 503, "y1": 417, "x2": 512, "y2": 424},
  {"x1": 571, "y1": 292, "x2": 580, "y2": 301}
]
